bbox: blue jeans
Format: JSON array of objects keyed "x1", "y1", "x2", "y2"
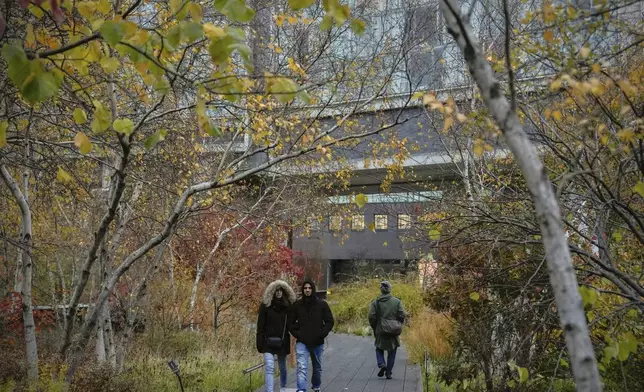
[
  {"x1": 376, "y1": 348, "x2": 397, "y2": 376},
  {"x1": 296, "y1": 342, "x2": 324, "y2": 391},
  {"x1": 264, "y1": 353, "x2": 287, "y2": 392}
]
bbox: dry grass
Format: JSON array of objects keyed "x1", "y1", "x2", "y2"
[{"x1": 403, "y1": 310, "x2": 453, "y2": 364}]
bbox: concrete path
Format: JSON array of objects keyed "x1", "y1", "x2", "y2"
[{"x1": 254, "y1": 333, "x2": 421, "y2": 392}]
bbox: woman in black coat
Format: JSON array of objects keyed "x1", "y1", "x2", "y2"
[{"x1": 256, "y1": 280, "x2": 296, "y2": 392}]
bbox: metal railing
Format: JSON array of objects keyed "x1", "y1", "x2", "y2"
[
  {"x1": 423, "y1": 349, "x2": 441, "y2": 392},
  {"x1": 242, "y1": 362, "x2": 265, "y2": 392}
]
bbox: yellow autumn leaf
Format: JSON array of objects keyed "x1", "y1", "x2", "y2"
[
  {"x1": 443, "y1": 116, "x2": 453, "y2": 132},
  {"x1": 275, "y1": 15, "x2": 285, "y2": 27},
  {"x1": 473, "y1": 143, "x2": 484, "y2": 157},
  {"x1": 549, "y1": 78, "x2": 562, "y2": 91},
  {"x1": 26, "y1": 24, "x2": 36, "y2": 48},
  {"x1": 544, "y1": 30, "x2": 555, "y2": 43},
  {"x1": 456, "y1": 112, "x2": 468, "y2": 123},
  {"x1": 73, "y1": 108, "x2": 88, "y2": 124},
  {"x1": 74, "y1": 132, "x2": 93, "y2": 154},
  {"x1": 422, "y1": 93, "x2": 436, "y2": 105},
  {"x1": 97, "y1": 0, "x2": 110, "y2": 14},
  {"x1": 189, "y1": 2, "x2": 203, "y2": 22},
  {"x1": 130, "y1": 29, "x2": 150, "y2": 46},
  {"x1": 552, "y1": 110, "x2": 562, "y2": 121},
  {"x1": 57, "y1": 167, "x2": 73, "y2": 183},
  {"x1": 592, "y1": 63, "x2": 601, "y2": 74},
  {"x1": 633, "y1": 181, "x2": 644, "y2": 198},
  {"x1": 287, "y1": 16, "x2": 298, "y2": 24},
  {"x1": 0, "y1": 121, "x2": 7, "y2": 148},
  {"x1": 579, "y1": 47, "x2": 590, "y2": 59},
  {"x1": 77, "y1": 2, "x2": 97, "y2": 19},
  {"x1": 100, "y1": 57, "x2": 120, "y2": 74},
  {"x1": 203, "y1": 24, "x2": 225, "y2": 39},
  {"x1": 369, "y1": 222, "x2": 375, "y2": 232},
  {"x1": 617, "y1": 128, "x2": 635, "y2": 143}
]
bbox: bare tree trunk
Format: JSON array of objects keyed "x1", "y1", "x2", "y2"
[
  {"x1": 95, "y1": 311, "x2": 106, "y2": 361},
  {"x1": 1, "y1": 165, "x2": 38, "y2": 381},
  {"x1": 115, "y1": 243, "x2": 167, "y2": 371},
  {"x1": 438, "y1": 1, "x2": 601, "y2": 390},
  {"x1": 104, "y1": 307, "x2": 116, "y2": 366},
  {"x1": 13, "y1": 226, "x2": 23, "y2": 292},
  {"x1": 56, "y1": 256, "x2": 68, "y2": 331}
]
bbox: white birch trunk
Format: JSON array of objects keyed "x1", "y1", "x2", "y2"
[
  {"x1": 95, "y1": 313, "x2": 105, "y2": 361},
  {"x1": 1, "y1": 165, "x2": 38, "y2": 381},
  {"x1": 438, "y1": 1, "x2": 601, "y2": 390}
]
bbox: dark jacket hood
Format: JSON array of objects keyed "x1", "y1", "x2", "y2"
[
  {"x1": 301, "y1": 279, "x2": 317, "y2": 301},
  {"x1": 262, "y1": 280, "x2": 297, "y2": 307}
]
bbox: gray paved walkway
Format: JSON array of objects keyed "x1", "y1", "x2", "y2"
[{"x1": 254, "y1": 333, "x2": 421, "y2": 392}]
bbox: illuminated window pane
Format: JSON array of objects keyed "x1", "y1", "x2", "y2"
[
  {"x1": 351, "y1": 215, "x2": 364, "y2": 231},
  {"x1": 329, "y1": 216, "x2": 342, "y2": 232},
  {"x1": 374, "y1": 214, "x2": 388, "y2": 230},
  {"x1": 398, "y1": 214, "x2": 411, "y2": 230}
]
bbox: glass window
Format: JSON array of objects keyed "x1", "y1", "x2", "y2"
[
  {"x1": 329, "y1": 216, "x2": 342, "y2": 232},
  {"x1": 398, "y1": 214, "x2": 411, "y2": 230},
  {"x1": 351, "y1": 215, "x2": 365, "y2": 231},
  {"x1": 374, "y1": 214, "x2": 388, "y2": 230}
]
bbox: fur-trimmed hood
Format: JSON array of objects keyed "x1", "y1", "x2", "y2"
[{"x1": 262, "y1": 280, "x2": 296, "y2": 307}]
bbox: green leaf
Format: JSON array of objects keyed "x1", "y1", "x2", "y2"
[
  {"x1": 0, "y1": 121, "x2": 7, "y2": 148},
  {"x1": 355, "y1": 193, "x2": 368, "y2": 208},
  {"x1": 214, "y1": 0, "x2": 255, "y2": 22},
  {"x1": 559, "y1": 358, "x2": 569, "y2": 368},
  {"x1": 2, "y1": 44, "x2": 30, "y2": 89},
  {"x1": 288, "y1": 0, "x2": 315, "y2": 10},
  {"x1": 144, "y1": 129, "x2": 168, "y2": 149},
  {"x1": 90, "y1": 100, "x2": 112, "y2": 133},
  {"x1": 579, "y1": 286, "x2": 598, "y2": 308},
  {"x1": 181, "y1": 21, "x2": 204, "y2": 43},
  {"x1": 266, "y1": 77, "x2": 299, "y2": 102},
  {"x1": 297, "y1": 90, "x2": 312, "y2": 104},
  {"x1": 2, "y1": 45, "x2": 61, "y2": 104},
  {"x1": 320, "y1": 15, "x2": 333, "y2": 30},
  {"x1": 633, "y1": 181, "x2": 644, "y2": 198},
  {"x1": 21, "y1": 66, "x2": 60, "y2": 104},
  {"x1": 100, "y1": 57, "x2": 120, "y2": 74},
  {"x1": 518, "y1": 367, "x2": 529, "y2": 383},
  {"x1": 113, "y1": 118, "x2": 134, "y2": 135},
  {"x1": 208, "y1": 35, "x2": 236, "y2": 67},
  {"x1": 154, "y1": 77, "x2": 171, "y2": 94},
  {"x1": 350, "y1": 18, "x2": 366, "y2": 35},
  {"x1": 428, "y1": 228, "x2": 441, "y2": 241},
  {"x1": 603, "y1": 344, "x2": 618, "y2": 360},
  {"x1": 74, "y1": 132, "x2": 93, "y2": 154},
  {"x1": 100, "y1": 20, "x2": 125, "y2": 46},
  {"x1": 469, "y1": 292, "x2": 480, "y2": 301},
  {"x1": 73, "y1": 108, "x2": 88, "y2": 124},
  {"x1": 165, "y1": 24, "x2": 182, "y2": 49},
  {"x1": 612, "y1": 231, "x2": 623, "y2": 243}
]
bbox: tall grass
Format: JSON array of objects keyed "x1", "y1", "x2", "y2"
[
  {"x1": 403, "y1": 310, "x2": 453, "y2": 364},
  {"x1": 0, "y1": 324, "x2": 267, "y2": 392},
  {"x1": 329, "y1": 277, "x2": 425, "y2": 333}
]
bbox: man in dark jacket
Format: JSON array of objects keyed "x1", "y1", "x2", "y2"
[
  {"x1": 368, "y1": 281, "x2": 405, "y2": 379},
  {"x1": 288, "y1": 279, "x2": 334, "y2": 392}
]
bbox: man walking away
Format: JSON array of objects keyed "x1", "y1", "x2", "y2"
[
  {"x1": 288, "y1": 279, "x2": 334, "y2": 392},
  {"x1": 368, "y1": 280, "x2": 405, "y2": 380}
]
